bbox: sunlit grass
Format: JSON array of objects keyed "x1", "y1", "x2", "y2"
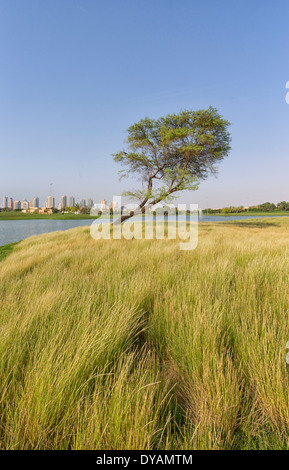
[{"x1": 0, "y1": 218, "x2": 289, "y2": 449}]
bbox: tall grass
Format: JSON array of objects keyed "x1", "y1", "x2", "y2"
[{"x1": 0, "y1": 218, "x2": 289, "y2": 449}]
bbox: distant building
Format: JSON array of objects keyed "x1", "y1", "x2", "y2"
[
  {"x1": 31, "y1": 197, "x2": 39, "y2": 208},
  {"x1": 9, "y1": 198, "x2": 13, "y2": 210},
  {"x1": 101, "y1": 199, "x2": 107, "y2": 210},
  {"x1": 79, "y1": 199, "x2": 86, "y2": 208},
  {"x1": 2, "y1": 196, "x2": 8, "y2": 208},
  {"x1": 47, "y1": 196, "x2": 55, "y2": 209},
  {"x1": 87, "y1": 198, "x2": 93, "y2": 209},
  {"x1": 13, "y1": 200, "x2": 21, "y2": 210},
  {"x1": 69, "y1": 196, "x2": 75, "y2": 207},
  {"x1": 21, "y1": 199, "x2": 29, "y2": 210},
  {"x1": 61, "y1": 195, "x2": 67, "y2": 210},
  {"x1": 110, "y1": 200, "x2": 118, "y2": 210}
]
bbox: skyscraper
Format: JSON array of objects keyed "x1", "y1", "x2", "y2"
[
  {"x1": 13, "y1": 200, "x2": 21, "y2": 210},
  {"x1": 9, "y1": 198, "x2": 13, "y2": 210},
  {"x1": 21, "y1": 199, "x2": 29, "y2": 210},
  {"x1": 79, "y1": 199, "x2": 86, "y2": 208},
  {"x1": 69, "y1": 196, "x2": 75, "y2": 207},
  {"x1": 101, "y1": 199, "x2": 107, "y2": 210},
  {"x1": 111, "y1": 200, "x2": 118, "y2": 210},
  {"x1": 87, "y1": 198, "x2": 93, "y2": 209},
  {"x1": 61, "y1": 195, "x2": 67, "y2": 210},
  {"x1": 47, "y1": 196, "x2": 55, "y2": 209},
  {"x1": 31, "y1": 197, "x2": 39, "y2": 208},
  {"x1": 2, "y1": 196, "x2": 8, "y2": 208}
]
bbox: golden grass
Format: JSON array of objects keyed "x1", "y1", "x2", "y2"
[{"x1": 0, "y1": 218, "x2": 289, "y2": 449}]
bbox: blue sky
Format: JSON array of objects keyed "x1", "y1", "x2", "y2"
[{"x1": 1, "y1": 0, "x2": 289, "y2": 208}]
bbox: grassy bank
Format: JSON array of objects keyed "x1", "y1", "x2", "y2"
[
  {"x1": 0, "y1": 211, "x2": 100, "y2": 220},
  {"x1": 0, "y1": 242, "x2": 19, "y2": 262},
  {"x1": 2, "y1": 210, "x2": 288, "y2": 220},
  {"x1": 0, "y1": 218, "x2": 288, "y2": 449}
]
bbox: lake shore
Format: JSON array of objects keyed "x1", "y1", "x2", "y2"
[
  {"x1": 0, "y1": 241, "x2": 19, "y2": 262},
  {"x1": 2, "y1": 214, "x2": 289, "y2": 247},
  {"x1": 0, "y1": 211, "x2": 100, "y2": 220},
  {"x1": 2, "y1": 210, "x2": 289, "y2": 220}
]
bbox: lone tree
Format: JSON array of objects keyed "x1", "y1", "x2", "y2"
[{"x1": 113, "y1": 107, "x2": 231, "y2": 223}]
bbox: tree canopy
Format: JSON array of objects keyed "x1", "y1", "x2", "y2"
[{"x1": 113, "y1": 107, "x2": 231, "y2": 222}]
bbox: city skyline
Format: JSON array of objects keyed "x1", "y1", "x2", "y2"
[
  {"x1": 1, "y1": 193, "x2": 96, "y2": 209},
  {"x1": 1, "y1": 193, "x2": 118, "y2": 210}
]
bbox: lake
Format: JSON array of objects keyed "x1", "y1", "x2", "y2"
[{"x1": 0, "y1": 215, "x2": 288, "y2": 247}]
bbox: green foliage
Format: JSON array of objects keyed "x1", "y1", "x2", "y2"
[
  {"x1": 79, "y1": 207, "x2": 91, "y2": 215},
  {"x1": 277, "y1": 201, "x2": 289, "y2": 211},
  {"x1": 0, "y1": 242, "x2": 19, "y2": 262},
  {"x1": 221, "y1": 206, "x2": 244, "y2": 214},
  {"x1": 205, "y1": 202, "x2": 289, "y2": 215},
  {"x1": 258, "y1": 202, "x2": 276, "y2": 212},
  {"x1": 0, "y1": 211, "x2": 100, "y2": 220},
  {"x1": 113, "y1": 108, "x2": 231, "y2": 216}
]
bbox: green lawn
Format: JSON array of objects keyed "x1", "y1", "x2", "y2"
[
  {"x1": 0, "y1": 242, "x2": 19, "y2": 262},
  {"x1": 0, "y1": 211, "x2": 100, "y2": 220}
]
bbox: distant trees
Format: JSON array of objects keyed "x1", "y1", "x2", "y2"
[
  {"x1": 258, "y1": 202, "x2": 276, "y2": 212},
  {"x1": 221, "y1": 206, "x2": 244, "y2": 214},
  {"x1": 206, "y1": 202, "x2": 289, "y2": 214},
  {"x1": 277, "y1": 201, "x2": 289, "y2": 211},
  {"x1": 79, "y1": 207, "x2": 90, "y2": 214}
]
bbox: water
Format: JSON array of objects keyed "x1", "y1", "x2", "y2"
[
  {"x1": 0, "y1": 219, "x2": 93, "y2": 247},
  {"x1": 0, "y1": 215, "x2": 288, "y2": 247}
]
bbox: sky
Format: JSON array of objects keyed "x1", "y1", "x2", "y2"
[{"x1": 1, "y1": 0, "x2": 289, "y2": 209}]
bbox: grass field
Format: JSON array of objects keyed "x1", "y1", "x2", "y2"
[
  {"x1": 0, "y1": 211, "x2": 99, "y2": 220},
  {"x1": 0, "y1": 218, "x2": 289, "y2": 450},
  {"x1": 2, "y1": 210, "x2": 289, "y2": 220}
]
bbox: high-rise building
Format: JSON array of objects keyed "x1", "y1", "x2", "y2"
[
  {"x1": 21, "y1": 199, "x2": 29, "y2": 210},
  {"x1": 13, "y1": 200, "x2": 21, "y2": 210},
  {"x1": 47, "y1": 196, "x2": 55, "y2": 209},
  {"x1": 87, "y1": 198, "x2": 93, "y2": 209},
  {"x1": 69, "y1": 196, "x2": 75, "y2": 207},
  {"x1": 101, "y1": 199, "x2": 107, "y2": 210},
  {"x1": 2, "y1": 196, "x2": 8, "y2": 208},
  {"x1": 110, "y1": 200, "x2": 118, "y2": 210},
  {"x1": 31, "y1": 197, "x2": 39, "y2": 208},
  {"x1": 9, "y1": 198, "x2": 13, "y2": 210},
  {"x1": 79, "y1": 199, "x2": 86, "y2": 208},
  {"x1": 61, "y1": 195, "x2": 67, "y2": 210}
]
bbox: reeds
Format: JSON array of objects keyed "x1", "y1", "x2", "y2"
[{"x1": 0, "y1": 218, "x2": 288, "y2": 449}]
